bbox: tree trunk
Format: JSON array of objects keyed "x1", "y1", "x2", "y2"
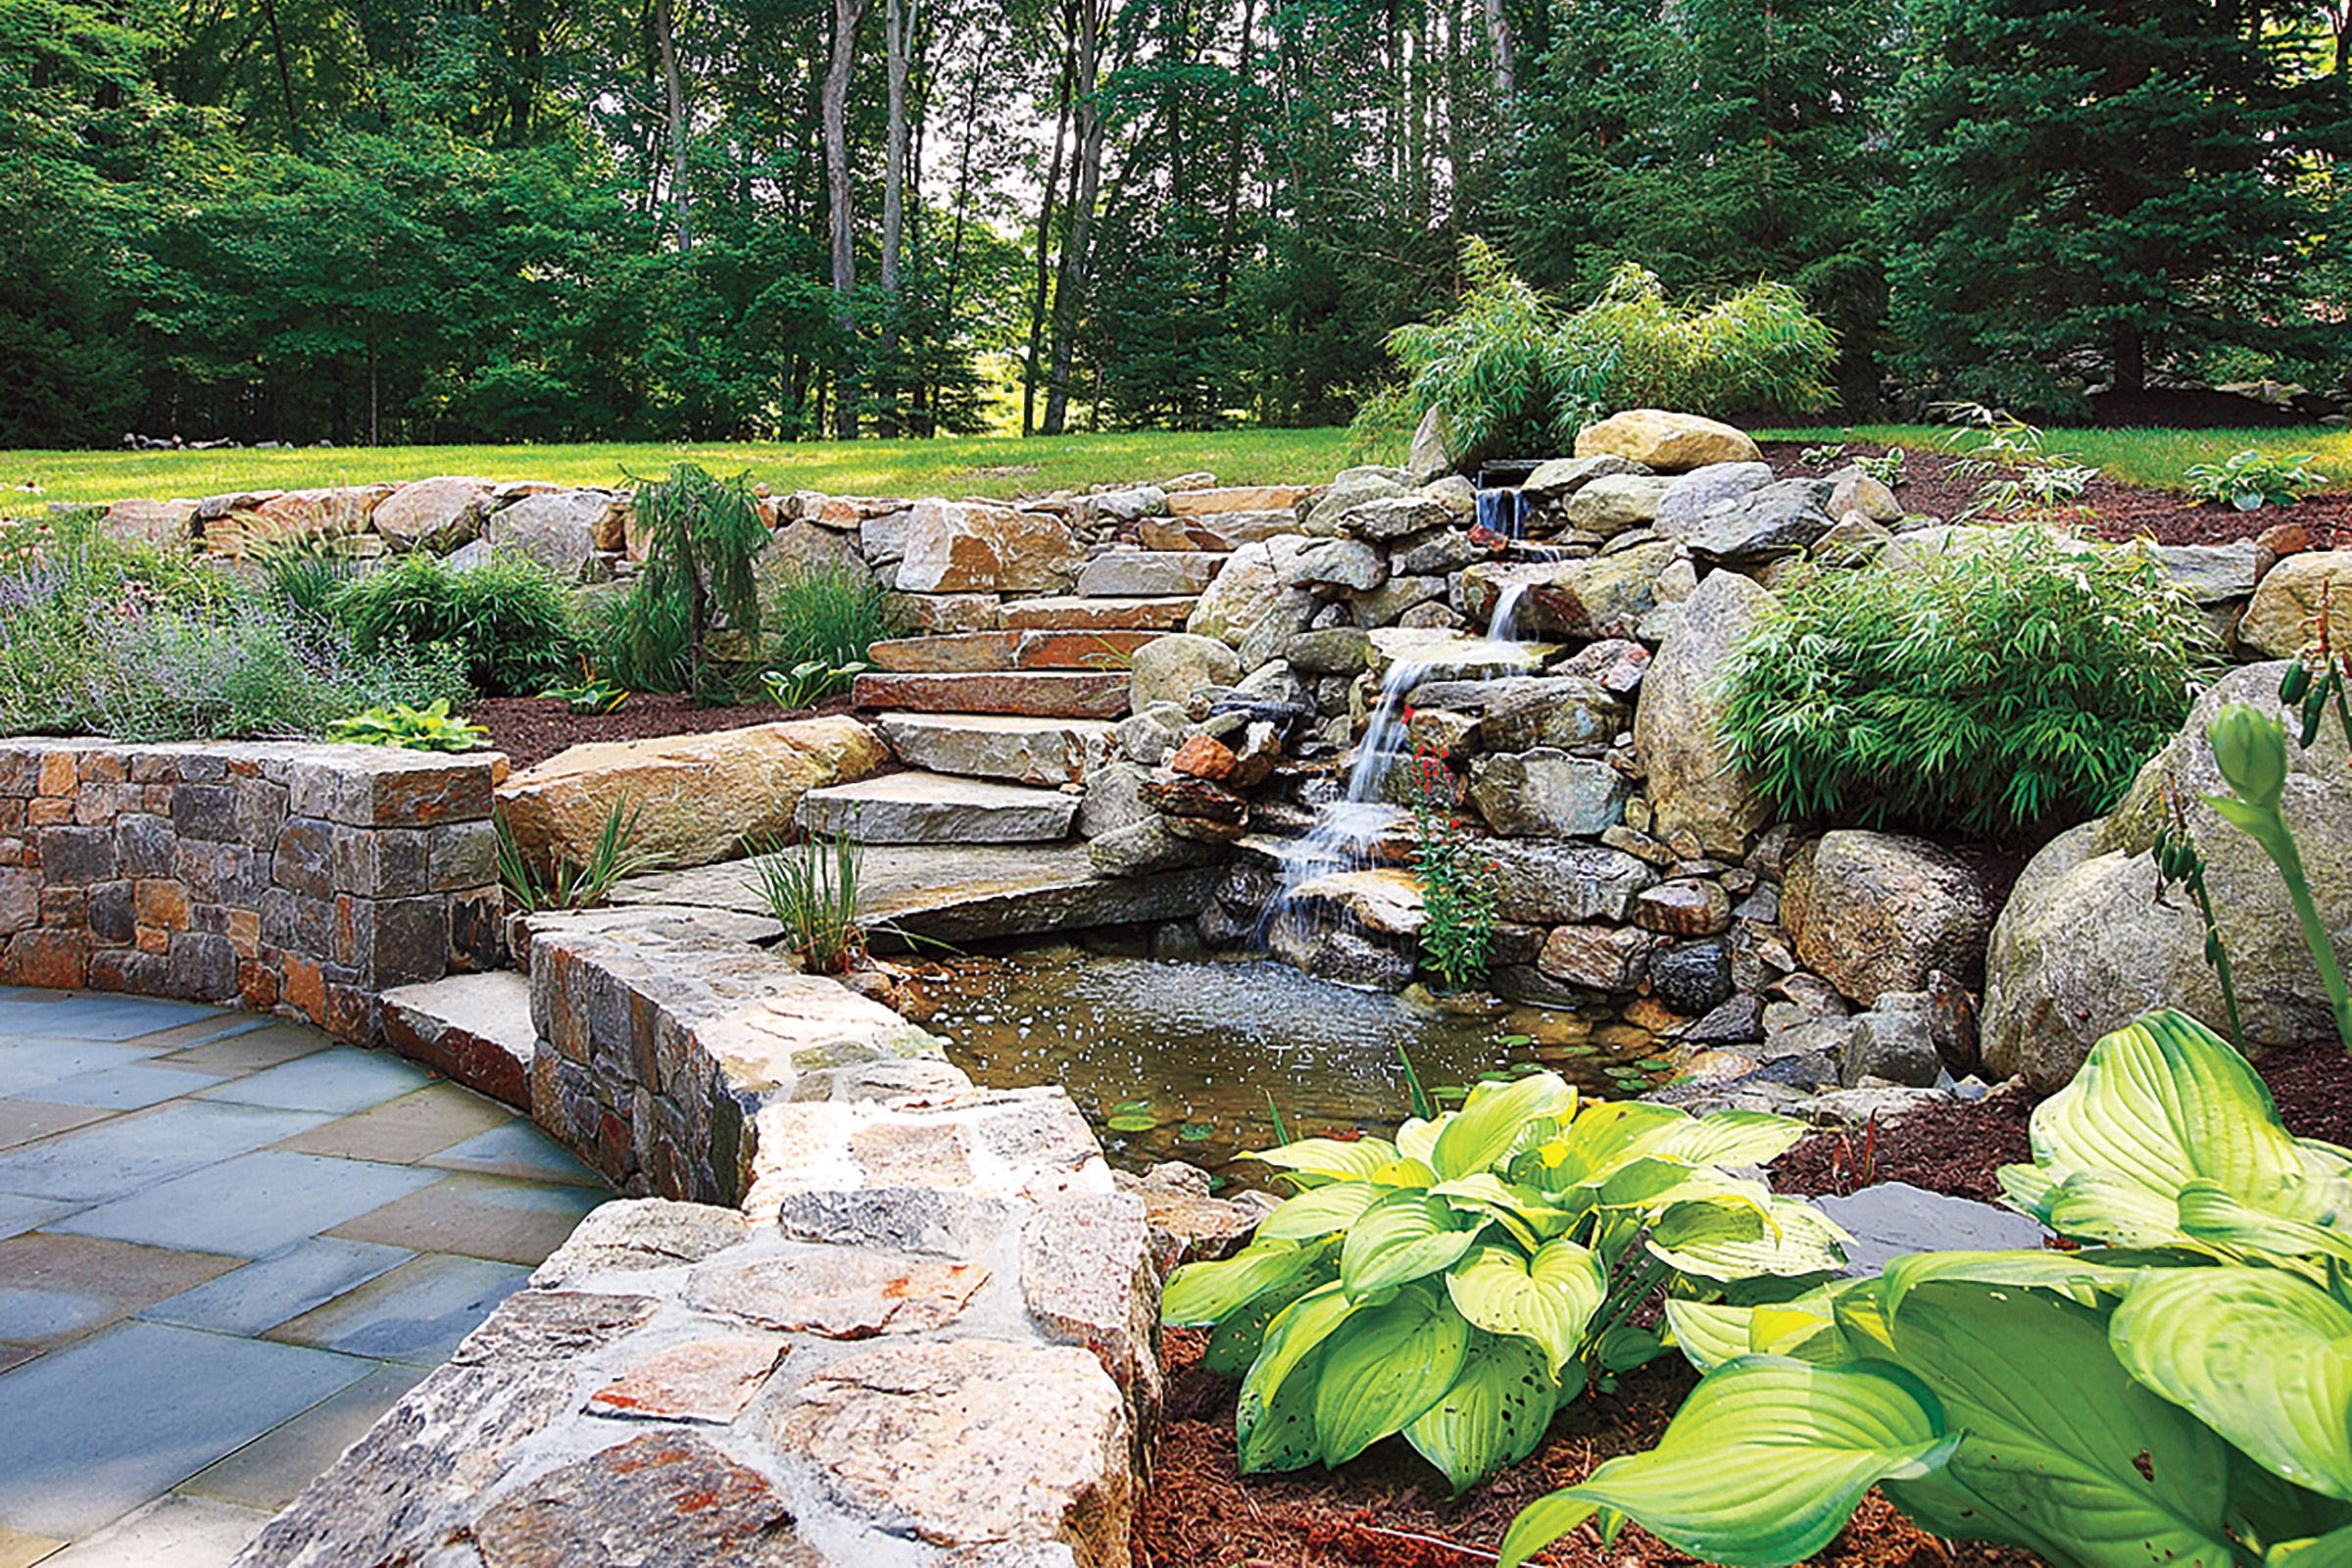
[
  {"x1": 2113, "y1": 324, "x2": 2146, "y2": 398},
  {"x1": 878, "y1": 0, "x2": 916, "y2": 434},
  {"x1": 824, "y1": 0, "x2": 872, "y2": 439},
  {"x1": 1024, "y1": 4, "x2": 1077, "y2": 437},
  {"x1": 1479, "y1": 0, "x2": 1513, "y2": 99},
  {"x1": 656, "y1": 0, "x2": 692, "y2": 252},
  {"x1": 1042, "y1": 0, "x2": 1109, "y2": 436}
]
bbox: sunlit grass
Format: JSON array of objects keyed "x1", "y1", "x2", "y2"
[
  {"x1": 1760, "y1": 422, "x2": 2352, "y2": 494},
  {"x1": 0, "y1": 428, "x2": 1360, "y2": 509}
]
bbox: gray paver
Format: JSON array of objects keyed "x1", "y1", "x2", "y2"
[
  {"x1": 0, "y1": 1042, "x2": 171, "y2": 1098},
  {"x1": 0, "y1": 1102, "x2": 335, "y2": 1203},
  {"x1": 50, "y1": 1151, "x2": 444, "y2": 1259},
  {"x1": 267, "y1": 1252, "x2": 533, "y2": 1363},
  {"x1": 0, "y1": 1320, "x2": 370, "y2": 1539},
  {"x1": 40, "y1": 1493, "x2": 270, "y2": 1568},
  {"x1": 0, "y1": 1193, "x2": 79, "y2": 1241},
  {"x1": 195, "y1": 1051, "x2": 436, "y2": 1114},
  {"x1": 0, "y1": 997, "x2": 234, "y2": 1044},
  {"x1": 20, "y1": 1063, "x2": 227, "y2": 1111},
  {"x1": 139, "y1": 1238, "x2": 416, "y2": 1336},
  {"x1": 418, "y1": 1118, "x2": 606, "y2": 1187},
  {"x1": 180, "y1": 1362, "x2": 430, "y2": 1512}
]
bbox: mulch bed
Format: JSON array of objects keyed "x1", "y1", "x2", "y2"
[
  {"x1": 468, "y1": 693, "x2": 857, "y2": 769},
  {"x1": 1755, "y1": 440, "x2": 2351, "y2": 550}
]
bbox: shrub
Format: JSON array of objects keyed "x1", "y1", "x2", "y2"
[
  {"x1": 327, "y1": 553, "x2": 577, "y2": 696},
  {"x1": 1404, "y1": 738, "x2": 1497, "y2": 993},
  {"x1": 325, "y1": 699, "x2": 490, "y2": 752},
  {"x1": 1556, "y1": 262, "x2": 1837, "y2": 418},
  {"x1": 763, "y1": 560, "x2": 907, "y2": 674},
  {"x1": 1161, "y1": 1075, "x2": 1841, "y2": 1492},
  {"x1": 630, "y1": 464, "x2": 767, "y2": 703},
  {"x1": 1722, "y1": 527, "x2": 2220, "y2": 834},
  {"x1": 1500, "y1": 1009, "x2": 2352, "y2": 1568},
  {"x1": 2184, "y1": 449, "x2": 2326, "y2": 510}
]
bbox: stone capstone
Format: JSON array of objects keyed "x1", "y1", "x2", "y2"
[
  {"x1": 896, "y1": 501, "x2": 1083, "y2": 593},
  {"x1": 687, "y1": 1248, "x2": 991, "y2": 1338},
  {"x1": 473, "y1": 1432, "x2": 821, "y2": 1567},
  {"x1": 1653, "y1": 462, "x2": 1774, "y2": 539},
  {"x1": 585, "y1": 1334, "x2": 793, "y2": 1424},
  {"x1": 1574, "y1": 410, "x2": 1763, "y2": 472},
  {"x1": 1683, "y1": 477, "x2": 1838, "y2": 563}
]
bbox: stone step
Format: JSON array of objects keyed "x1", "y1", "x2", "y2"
[
  {"x1": 1001, "y1": 596, "x2": 1198, "y2": 632},
  {"x1": 1140, "y1": 511, "x2": 1298, "y2": 552},
  {"x1": 1074, "y1": 551, "x2": 1229, "y2": 598},
  {"x1": 796, "y1": 770, "x2": 1079, "y2": 844},
  {"x1": 377, "y1": 970, "x2": 536, "y2": 1111},
  {"x1": 875, "y1": 713, "x2": 1117, "y2": 786},
  {"x1": 1166, "y1": 484, "x2": 1311, "y2": 516},
  {"x1": 866, "y1": 629, "x2": 1157, "y2": 674},
  {"x1": 854, "y1": 670, "x2": 1131, "y2": 719}
]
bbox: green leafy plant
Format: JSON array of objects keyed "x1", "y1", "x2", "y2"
[
  {"x1": 762, "y1": 560, "x2": 907, "y2": 675},
  {"x1": 1161, "y1": 1075, "x2": 1841, "y2": 1492},
  {"x1": 630, "y1": 463, "x2": 768, "y2": 703},
  {"x1": 537, "y1": 660, "x2": 629, "y2": 713},
  {"x1": 744, "y1": 829, "x2": 866, "y2": 973},
  {"x1": 1936, "y1": 402, "x2": 2102, "y2": 519},
  {"x1": 1856, "y1": 447, "x2": 1907, "y2": 488},
  {"x1": 2152, "y1": 783, "x2": 2245, "y2": 1053},
  {"x1": 2185, "y1": 449, "x2": 2326, "y2": 510},
  {"x1": 1405, "y1": 738, "x2": 1498, "y2": 993},
  {"x1": 1797, "y1": 443, "x2": 1848, "y2": 469},
  {"x1": 761, "y1": 660, "x2": 869, "y2": 711},
  {"x1": 2205, "y1": 703, "x2": 2352, "y2": 1052},
  {"x1": 251, "y1": 534, "x2": 368, "y2": 618},
  {"x1": 1723, "y1": 525, "x2": 2221, "y2": 833},
  {"x1": 495, "y1": 797, "x2": 659, "y2": 913},
  {"x1": 1500, "y1": 1009, "x2": 2352, "y2": 1568},
  {"x1": 327, "y1": 552, "x2": 578, "y2": 696},
  {"x1": 1556, "y1": 263, "x2": 1837, "y2": 421},
  {"x1": 324, "y1": 699, "x2": 489, "y2": 752}
]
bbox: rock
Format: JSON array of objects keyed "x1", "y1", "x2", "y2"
[
  {"x1": 1020, "y1": 1192, "x2": 1158, "y2": 1414},
  {"x1": 1141, "y1": 770, "x2": 1248, "y2": 825},
  {"x1": 1078, "y1": 761, "x2": 1152, "y2": 839},
  {"x1": 99, "y1": 497, "x2": 198, "y2": 548},
  {"x1": 1523, "y1": 454, "x2": 1649, "y2": 502},
  {"x1": 530, "y1": 1200, "x2": 750, "y2": 1286},
  {"x1": 1167, "y1": 485, "x2": 1308, "y2": 516},
  {"x1": 1634, "y1": 879, "x2": 1732, "y2": 937},
  {"x1": 1302, "y1": 468, "x2": 1408, "y2": 533},
  {"x1": 1634, "y1": 568, "x2": 1773, "y2": 858},
  {"x1": 1391, "y1": 530, "x2": 1486, "y2": 576},
  {"x1": 1574, "y1": 410, "x2": 1762, "y2": 472},
  {"x1": 1537, "y1": 922, "x2": 1654, "y2": 991},
  {"x1": 499, "y1": 716, "x2": 887, "y2": 871},
  {"x1": 2154, "y1": 540, "x2": 2260, "y2": 605},
  {"x1": 488, "y1": 490, "x2": 623, "y2": 581},
  {"x1": 1686, "y1": 993, "x2": 1766, "y2": 1045},
  {"x1": 876, "y1": 714, "x2": 1114, "y2": 787},
  {"x1": 1114, "y1": 704, "x2": 1190, "y2": 767},
  {"x1": 1410, "y1": 675, "x2": 1624, "y2": 753},
  {"x1": 1265, "y1": 910, "x2": 1415, "y2": 990},
  {"x1": 1650, "y1": 939, "x2": 1734, "y2": 1015},
  {"x1": 1563, "y1": 474, "x2": 1675, "y2": 537},
  {"x1": 1785, "y1": 831, "x2": 1993, "y2": 1005},
  {"x1": 1840, "y1": 1008, "x2": 1941, "y2": 1088},
  {"x1": 1088, "y1": 817, "x2": 1227, "y2": 877},
  {"x1": 1489, "y1": 841, "x2": 1657, "y2": 924},
  {"x1": 1407, "y1": 406, "x2": 1459, "y2": 483},
  {"x1": 474, "y1": 1431, "x2": 820, "y2": 1567},
  {"x1": 688, "y1": 1249, "x2": 991, "y2": 1337},
  {"x1": 1337, "y1": 495, "x2": 1453, "y2": 542},
  {"x1": 1684, "y1": 478, "x2": 1838, "y2": 563},
  {"x1": 1984, "y1": 662, "x2": 2352, "y2": 1087},
  {"x1": 1076, "y1": 551, "x2": 1223, "y2": 597},
  {"x1": 1458, "y1": 542, "x2": 1678, "y2": 641},
  {"x1": 1653, "y1": 462, "x2": 1774, "y2": 539},
  {"x1": 1367, "y1": 627, "x2": 1555, "y2": 682},
  {"x1": 1112, "y1": 1163, "x2": 1271, "y2": 1272},
  {"x1": 1350, "y1": 574, "x2": 1449, "y2": 627},
  {"x1": 2240, "y1": 549, "x2": 2352, "y2": 657},
  {"x1": 1467, "y1": 750, "x2": 1628, "y2": 837},
  {"x1": 1127, "y1": 634, "x2": 1242, "y2": 710},
  {"x1": 1811, "y1": 515, "x2": 1893, "y2": 564},
  {"x1": 1286, "y1": 537, "x2": 1387, "y2": 591},
  {"x1": 774, "y1": 1340, "x2": 1132, "y2": 1568},
  {"x1": 897, "y1": 501, "x2": 1083, "y2": 593},
  {"x1": 586, "y1": 1336, "x2": 793, "y2": 1425},
  {"x1": 1168, "y1": 733, "x2": 1241, "y2": 783},
  {"x1": 1825, "y1": 467, "x2": 1903, "y2": 525},
  {"x1": 1185, "y1": 536, "x2": 1312, "y2": 645},
  {"x1": 1284, "y1": 627, "x2": 1370, "y2": 674},
  {"x1": 758, "y1": 518, "x2": 867, "y2": 583},
  {"x1": 1553, "y1": 638, "x2": 1650, "y2": 698},
  {"x1": 798, "y1": 772, "x2": 1080, "y2": 844},
  {"x1": 1815, "y1": 1182, "x2": 2047, "y2": 1277},
  {"x1": 373, "y1": 476, "x2": 495, "y2": 553}
]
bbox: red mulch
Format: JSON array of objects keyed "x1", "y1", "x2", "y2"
[
  {"x1": 467, "y1": 693, "x2": 856, "y2": 769},
  {"x1": 1756, "y1": 441, "x2": 2351, "y2": 550}
]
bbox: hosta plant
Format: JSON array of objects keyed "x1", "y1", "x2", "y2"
[
  {"x1": 1161, "y1": 1075, "x2": 1844, "y2": 1492},
  {"x1": 325, "y1": 700, "x2": 489, "y2": 752},
  {"x1": 2185, "y1": 449, "x2": 2326, "y2": 511},
  {"x1": 1502, "y1": 1009, "x2": 2352, "y2": 1568}
]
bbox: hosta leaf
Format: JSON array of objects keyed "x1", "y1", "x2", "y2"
[
  {"x1": 1241, "y1": 1136, "x2": 1400, "y2": 1186},
  {"x1": 1879, "y1": 1248, "x2": 2145, "y2": 1320},
  {"x1": 1341, "y1": 1191, "x2": 1486, "y2": 1295},
  {"x1": 1499, "y1": 1356, "x2": 1957, "y2": 1568},
  {"x1": 1648, "y1": 1195, "x2": 1848, "y2": 1281},
  {"x1": 2175, "y1": 1179, "x2": 2352, "y2": 1269},
  {"x1": 1203, "y1": 1258, "x2": 1333, "y2": 1378},
  {"x1": 2272, "y1": 1526, "x2": 2352, "y2": 1568},
  {"x1": 1537, "y1": 1100, "x2": 1693, "y2": 1188},
  {"x1": 1432, "y1": 1072, "x2": 1575, "y2": 1180},
  {"x1": 1258, "y1": 1181, "x2": 1381, "y2": 1243},
  {"x1": 1314, "y1": 1283, "x2": 1472, "y2": 1464},
  {"x1": 2110, "y1": 1268, "x2": 2352, "y2": 1500},
  {"x1": 1163, "y1": 1240, "x2": 1321, "y2": 1325},
  {"x1": 1446, "y1": 1238, "x2": 1607, "y2": 1376},
  {"x1": 1651, "y1": 1110, "x2": 1809, "y2": 1168},
  {"x1": 1663, "y1": 1298, "x2": 1758, "y2": 1371},
  {"x1": 2045, "y1": 1169, "x2": 2195, "y2": 1249},
  {"x1": 1404, "y1": 1332, "x2": 1558, "y2": 1493},
  {"x1": 1396, "y1": 1114, "x2": 1448, "y2": 1166},
  {"x1": 1237, "y1": 1283, "x2": 1363, "y2": 1473}
]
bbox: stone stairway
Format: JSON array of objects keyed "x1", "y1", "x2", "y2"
[{"x1": 797, "y1": 769, "x2": 1079, "y2": 844}]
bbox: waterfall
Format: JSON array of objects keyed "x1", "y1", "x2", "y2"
[
  {"x1": 1486, "y1": 579, "x2": 1533, "y2": 643},
  {"x1": 1473, "y1": 486, "x2": 1526, "y2": 539}
]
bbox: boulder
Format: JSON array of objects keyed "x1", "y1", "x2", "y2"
[
  {"x1": 2154, "y1": 541, "x2": 2260, "y2": 605},
  {"x1": 1302, "y1": 467, "x2": 1409, "y2": 532},
  {"x1": 1983, "y1": 662, "x2": 2352, "y2": 1088},
  {"x1": 1489, "y1": 841, "x2": 1657, "y2": 924},
  {"x1": 498, "y1": 716, "x2": 888, "y2": 871},
  {"x1": 373, "y1": 476, "x2": 495, "y2": 554},
  {"x1": 1634, "y1": 568, "x2": 1773, "y2": 858},
  {"x1": 1574, "y1": 411, "x2": 1762, "y2": 472},
  {"x1": 1075, "y1": 551, "x2": 1222, "y2": 597},
  {"x1": 1285, "y1": 537, "x2": 1387, "y2": 591},
  {"x1": 1335, "y1": 495, "x2": 1452, "y2": 542},
  {"x1": 1840, "y1": 1007, "x2": 1944, "y2": 1089},
  {"x1": 1650, "y1": 939, "x2": 1734, "y2": 1015},
  {"x1": 1785, "y1": 830, "x2": 1993, "y2": 1006},
  {"x1": 1458, "y1": 542, "x2": 1678, "y2": 642},
  {"x1": 1391, "y1": 529, "x2": 1485, "y2": 577},
  {"x1": 1409, "y1": 674, "x2": 1625, "y2": 753},
  {"x1": 1536, "y1": 923, "x2": 1654, "y2": 991},
  {"x1": 896, "y1": 500, "x2": 1082, "y2": 593},
  {"x1": 1127, "y1": 634, "x2": 1242, "y2": 710},
  {"x1": 1825, "y1": 467, "x2": 1903, "y2": 525},
  {"x1": 1406, "y1": 406, "x2": 1458, "y2": 483},
  {"x1": 1523, "y1": 454, "x2": 1649, "y2": 503},
  {"x1": 758, "y1": 518, "x2": 868, "y2": 586},
  {"x1": 1089, "y1": 816, "x2": 1229, "y2": 877},
  {"x1": 1684, "y1": 478, "x2": 1838, "y2": 564},
  {"x1": 1467, "y1": 750, "x2": 1628, "y2": 837},
  {"x1": 1634, "y1": 879, "x2": 1733, "y2": 937},
  {"x1": 2240, "y1": 550, "x2": 2352, "y2": 658},
  {"x1": 1653, "y1": 462, "x2": 1774, "y2": 539},
  {"x1": 1563, "y1": 474, "x2": 1675, "y2": 537},
  {"x1": 1284, "y1": 627, "x2": 1370, "y2": 674},
  {"x1": 1185, "y1": 536, "x2": 1312, "y2": 645},
  {"x1": 99, "y1": 498, "x2": 197, "y2": 548},
  {"x1": 488, "y1": 489, "x2": 624, "y2": 581},
  {"x1": 1367, "y1": 626, "x2": 1554, "y2": 682}
]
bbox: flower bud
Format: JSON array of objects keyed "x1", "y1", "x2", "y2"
[{"x1": 2209, "y1": 703, "x2": 2288, "y2": 811}]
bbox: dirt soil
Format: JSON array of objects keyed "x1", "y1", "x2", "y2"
[
  {"x1": 1757, "y1": 440, "x2": 2352, "y2": 550},
  {"x1": 468, "y1": 693, "x2": 855, "y2": 769}
]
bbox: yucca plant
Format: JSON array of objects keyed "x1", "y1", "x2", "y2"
[
  {"x1": 744, "y1": 829, "x2": 866, "y2": 973},
  {"x1": 495, "y1": 798, "x2": 659, "y2": 912}
]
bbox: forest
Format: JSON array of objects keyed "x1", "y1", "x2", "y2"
[{"x1": 5, "y1": 0, "x2": 2348, "y2": 449}]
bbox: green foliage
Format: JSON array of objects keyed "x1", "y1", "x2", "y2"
[
  {"x1": 326, "y1": 553, "x2": 577, "y2": 697},
  {"x1": 252, "y1": 536, "x2": 369, "y2": 620},
  {"x1": 324, "y1": 699, "x2": 489, "y2": 751},
  {"x1": 1501, "y1": 1009, "x2": 2352, "y2": 1568},
  {"x1": 1723, "y1": 527, "x2": 2220, "y2": 833},
  {"x1": 761, "y1": 662, "x2": 869, "y2": 711},
  {"x1": 629, "y1": 465, "x2": 767, "y2": 703},
  {"x1": 743, "y1": 831, "x2": 866, "y2": 974},
  {"x1": 495, "y1": 799, "x2": 659, "y2": 914},
  {"x1": 1162, "y1": 1075, "x2": 1838, "y2": 1491},
  {"x1": 1404, "y1": 740, "x2": 1498, "y2": 993},
  {"x1": 1855, "y1": 448, "x2": 1907, "y2": 488},
  {"x1": 1556, "y1": 264, "x2": 1837, "y2": 420},
  {"x1": 1938, "y1": 404, "x2": 2102, "y2": 519},
  {"x1": 761, "y1": 560, "x2": 906, "y2": 696},
  {"x1": 2185, "y1": 451, "x2": 2328, "y2": 512},
  {"x1": 536, "y1": 667, "x2": 630, "y2": 713},
  {"x1": 583, "y1": 579, "x2": 692, "y2": 696}
]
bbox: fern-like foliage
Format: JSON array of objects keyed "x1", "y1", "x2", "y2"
[{"x1": 1721, "y1": 527, "x2": 2221, "y2": 835}]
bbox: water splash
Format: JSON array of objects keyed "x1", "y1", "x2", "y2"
[{"x1": 1486, "y1": 579, "x2": 1533, "y2": 643}]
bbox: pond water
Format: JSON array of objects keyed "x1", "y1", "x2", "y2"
[{"x1": 912, "y1": 947, "x2": 1676, "y2": 1179}]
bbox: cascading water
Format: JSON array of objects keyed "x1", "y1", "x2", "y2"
[
  {"x1": 1473, "y1": 485, "x2": 1526, "y2": 539},
  {"x1": 1486, "y1": 579, "x2": 1534, "y2": 644}
]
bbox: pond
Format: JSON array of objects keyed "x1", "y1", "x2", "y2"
[{"x1": 909, "y1": 946, "x2": 1679, "y2": 1179}]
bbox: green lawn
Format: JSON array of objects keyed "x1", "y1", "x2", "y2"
[
  {"x1": 1, "y1": 428, "x2": 1361, "y2": 509},
  {"x1": 1758, "y1": 423, "x2": 2352, "y2": 493},
  {"x1": 6, "y1": 420, "x2": 2344, "y2": 507}
]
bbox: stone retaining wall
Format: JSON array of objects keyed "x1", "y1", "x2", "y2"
[{"x1": 0, "y1": 738, "x2": 500, "y2": 1041}]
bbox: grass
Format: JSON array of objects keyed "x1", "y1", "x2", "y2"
[
  {"x1": 0, "y1": 428, "x2": 1359, "y2": 510},
  {"x1": 1758, "y1": 423, "x2": 2352, "y2": 493}
]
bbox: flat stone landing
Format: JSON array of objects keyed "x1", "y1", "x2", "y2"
[{"x1": 612, "y1": 842, "x2": 1223, "y2": 947}]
